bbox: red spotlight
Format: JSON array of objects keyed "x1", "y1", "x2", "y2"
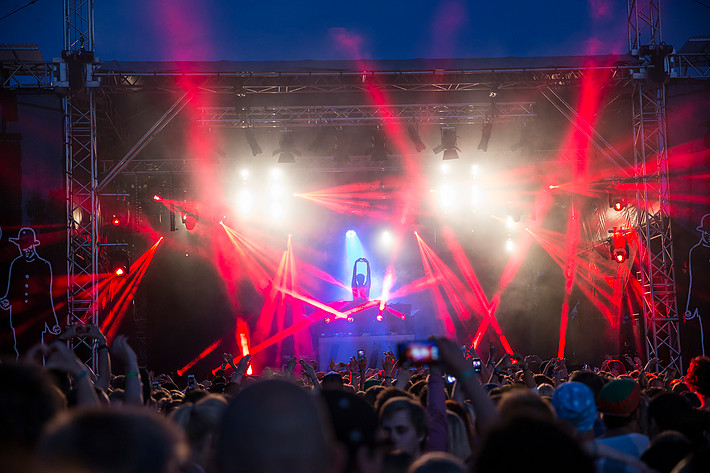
[
  {"x1": 153, "y1": 194, "x2": 162, "y2": 202},
  {"x1": 114, "y1": 266, "x2": 126, "y2": 277},
  {"x1": 609, "y1": 193, "x2": 626, "y2": 212},
  {"x1": 347, "y1": 316, "x2": 354, "y2": 323},
  {"x1": 610, "y1": 227, "x2": 629, "y2": 264},
  {"x1": 112, "y1": 217, "x2": 121, "y2": 226}
]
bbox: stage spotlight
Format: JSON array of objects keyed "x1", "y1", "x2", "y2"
[
  {"x1": 112, "y1": 216, "x2": 121, "y2": 226},
  {"x1": 376, "y1": 314, "x2": 384, "y2": 322},
  {"x1": 609, "y1": 193, "x2": 627, "y2": 211},
  {"x1": 369, "y1": 127, "x2": 388, "y2": 161},
  {"x1": 381, "y1": 230, "x2": 393, "y2": 246},
  {"x1": 433, "y1": 127, "x2": 460, "y2": 160},
  {"x1": 472, "y1": 164, "x2": 479, "y2": 177},
  {"x1": 478, "y1": 122, "x2": 493, "y2": 152},
  {"x1": 273, "y1": 131, "x2": 300, "y2": 164},
  {"x1": 109, "y1": 250, "x2": 130, "y2": 277},
  {"x1": 407, "y1": 124, "x2": 426, "y2": 152},
  {"x1": 506, "y1": 216, "x2": 515, "y2": 229},
  {"x1": 346, "y1": 230, "x2": 356, "y2": 239},
  {"x1": 610, "y1": 227, "x2": 629, "y2": 263},
  {"x1": 153, "y1": 194, "x2": 162, "y2": 202},
  {"x1": 506, "y1": 238, "x2": 514, "y2": 252},
  {"x1": 245, "y1": 128, "x2": 262, "y2": 156},
  {"x1": 240, "y1": 169, "x2": 249, "y2": 180},
  {"x1": 441, "y1": 163, "x2": 450, "y2": 175},
  {"x1": 182, "y1": 212, "x2": 199, "y2": 231},
  {"x1": 347, "y1": 316, "x2": 354, "y2": 323}
]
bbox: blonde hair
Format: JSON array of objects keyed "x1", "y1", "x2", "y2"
[{"x1": 446, "y1": 411, "x2": 471, "y2": 461}]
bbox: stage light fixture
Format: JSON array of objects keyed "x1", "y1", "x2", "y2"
[
  {"x1": 433, "y1": 127, "x2": 460, "y2": 160},
  {"x1": 608, "y1": 193, "x2": 627, "y2": 211},
  {"x1": 108, "y1": 250, "x2": 130, "y2": 277},
  {"x1": 182, "y1": 212, "x2": 199, "y2": 231},
  {"x1": 610, "y1": 227, "x2": 629, "y2": 263},
  {"x1": 506, "y1": 238, "x2": 514, "y2": 252},
  {"x1": 346, "y1": 230, "x2": 356, "y2": 239},
  {"x1": 273, "y1": 131, "x2": 300, "y2": 164},
  {"x1": 376, "y1": 314, "x2": 384, "y2": 322},
  {"x1": 240, "y1": 169, "x2": 249, "y2": 180},
  {"x1": 369, "y1": 127, "x2": 388, "y2": 161},
  {"x1": 245, "y1": 128, "x2": 262, "y2": 156},
  {"x1": 407, "y1": 124, "x2": 426, "y2": 152},
  {"x1": 472, "y1": 164, "x2": 479, "y2": 177},
  {"x1": 381, "y1": 230, "x2": 393, "y2": 246},
  {"x1": 112, "y1": 216, "x2": 121, "y2": 226},
  {"x1": 153, "y1": 194, "x2": 162, "y2": 202},
  {"x1": 478, "y1": 122, "x2": 493, "y2": 152}
]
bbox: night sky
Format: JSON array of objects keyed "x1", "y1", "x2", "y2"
[{"x1": 3, "y1": 1, "x2": 709, "y2": 62}]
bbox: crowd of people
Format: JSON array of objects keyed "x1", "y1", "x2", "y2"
[{"x1": 2, "y1": 323, "x2": 710, "y2": 473}]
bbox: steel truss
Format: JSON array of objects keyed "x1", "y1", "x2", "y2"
[
  {"x1": 198, "y1": 102, "x2": 536, "y2": 128},
  {"x1": 628, "y1": 0, "x2": 681, "y2": 372},
  {"x1": 64, "y1": 0, "x2": 99, "y2": 370}
]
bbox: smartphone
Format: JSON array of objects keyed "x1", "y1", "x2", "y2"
[
  {"x1": 397, "y1": 341, "x2": 439, "y2": 366},
  {"x1": 446, "y1": 374, "x2": 456, "y2": 383},
  {"x1": 471, "y1": 358, "x2": 482, "y2": 373},
  {"x1": 152, "y1": 381, "x2": 160, "y2": 390},
  {"x1": 357, "y1": 349, "x2": 366, "y2": 361},
  {"x1": 187, "y1": 374, "x2": 196, "y2": 388}
]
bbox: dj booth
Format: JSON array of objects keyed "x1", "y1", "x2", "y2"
[{"x1": 310, "y1": 300, "x2": 415, "y2": 369}]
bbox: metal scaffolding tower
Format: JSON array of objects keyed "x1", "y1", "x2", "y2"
[
  {"x1": 63, "y1": 0, "x2": 100, "y2": 370},
  {"x1": 627, "y1": 0, "x2": 682, "y2": 372}
]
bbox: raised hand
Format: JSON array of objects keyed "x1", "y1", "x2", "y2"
[
  {"x1": 236, "y1": 354, "x2": 251, "y2": 375},
  {"x1": 383, "y1": 350, "x2": 397, "y2": 377}
]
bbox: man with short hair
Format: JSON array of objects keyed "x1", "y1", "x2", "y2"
[{"x1": 379, "y1": 397, "x2": 428, "y2": 458}]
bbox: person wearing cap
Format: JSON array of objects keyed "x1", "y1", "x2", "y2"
[
  {"x1": 594, "y1": 379, "x2": 650, "y2": 473},
  {"x1": 552, "y1": 382, "x2": 653, "y2": 473},
  {"x1": 1, "y1": 227, "x2": 60, "y2": 359},
  {"x1": 685, "y1": 213, "x2": 710, "y2": 355}
]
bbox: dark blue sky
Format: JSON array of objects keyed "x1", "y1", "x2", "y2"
[{"x1": 3, "y1": 1, "x2": 709, "y2": 61}]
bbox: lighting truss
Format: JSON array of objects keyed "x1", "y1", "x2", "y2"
[
  {"x1": 64, "y1": 0, "x2": 99, "y2": 371},
  {"x1": 197, "y1": 102, "x2": 536, "y2": 128},
  {"x1": 628, "y1": 0, "x2": 682, "y2": 373}
]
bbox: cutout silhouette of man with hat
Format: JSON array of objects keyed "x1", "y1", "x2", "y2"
[
  {"x1": 685, "y1": 213, "x2": 710, "y2": 356},
  {"x1": 1, "y1": 227, "x2": 61, "y2": 359}
]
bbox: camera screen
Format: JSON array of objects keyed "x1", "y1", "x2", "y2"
[{"x1": 398, "y1": 341, "x2": 439, "y2": 365}]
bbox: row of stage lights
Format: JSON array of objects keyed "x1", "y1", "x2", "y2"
[{"x1": 245, "y1": 124, "x2": 494, "y2": 164}]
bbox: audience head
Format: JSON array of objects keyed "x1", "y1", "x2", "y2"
[
  {"x1": 216, "y1": 379, "x2": 334, "y2": 473},
  {"x1": 379, "y1": 398, "x2": 428, "y2": 458},
  {"x1": 408, "y1": 452, "x2": 465, "y2": 473},
  {"x1": 36, "y1": 407, "x2": 187, "y2": 473},
  {"x1": 685, "y1": 356, "x2": 710, "y2": 403},
  {"x1": 552, "y1": 381, "x2": 597, "y2": 435},
  {"x1": 0, "y1": 362, "x2": 65, "y2": 454},
  {"x1": 599, "y1": 378, "x2": 641, "y2": 427},
  {"x1": 475, "y1": 417, "x2": 595, "y2": 473}
]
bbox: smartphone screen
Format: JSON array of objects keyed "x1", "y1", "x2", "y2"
[
  {"x1": 471, "y1": 358, "x2": 482, "y2": 373},
  {"x1": 397, "y1": 341, "x2": 439, "y2": 366},
  {"x1": 357, "y1": 349, "x2": 366, "y2": 361}
]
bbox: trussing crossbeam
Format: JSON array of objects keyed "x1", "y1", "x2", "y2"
[{"x1": 197, "y1": 102, "x2": 536, "y2": 128}]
